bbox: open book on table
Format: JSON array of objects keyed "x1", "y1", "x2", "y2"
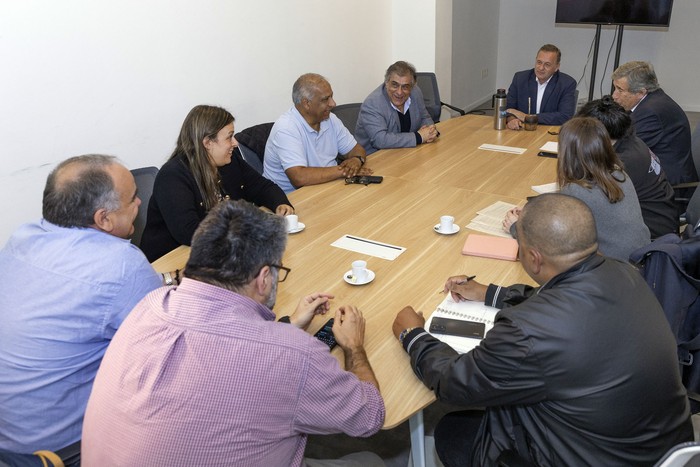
[{"x1": 424, "y1": 293, "x2": 500, "y2": 354}]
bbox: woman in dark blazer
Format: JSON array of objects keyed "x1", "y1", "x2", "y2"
[{"x1": 140, "y1": 105, "x2": 293, "y2": 261}]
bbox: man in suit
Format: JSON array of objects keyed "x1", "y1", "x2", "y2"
[
  {"x1": 612, "y1": 60, "x2": 697, "y2": 187},
  {"x1": 505, "y1": 44, "x2": 577, "y2": 129},
  {"x1": 355, "y1": 60, "x2": 438, "y2": 155}
]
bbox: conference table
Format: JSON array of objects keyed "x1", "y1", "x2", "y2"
[{"x1": 151, "y1": 114, "x2": 559, "y2": 466}]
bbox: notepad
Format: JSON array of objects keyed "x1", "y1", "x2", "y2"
[
  {"x1": 462, "y1": 234, "x2": 519, "y2": 261},
  {"x1": 425, "y1": 294, "x2": 500, "y2": 354}
]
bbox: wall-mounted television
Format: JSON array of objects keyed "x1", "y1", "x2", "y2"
[{"x1": 555, "y1": 0, "x2": 674, "y2": 26}]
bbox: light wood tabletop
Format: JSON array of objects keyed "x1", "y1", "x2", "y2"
[{"x1": 150, "y1": 114, "x2": 559, "y2": 431}]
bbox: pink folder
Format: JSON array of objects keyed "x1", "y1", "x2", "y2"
[{"x1": 462, "y1": 234, "x2": 519, "y2": 261}]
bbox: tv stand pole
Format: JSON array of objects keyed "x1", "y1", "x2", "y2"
[
  {"x1": 611, "y1": 25, "x2": 624, "y2": 94},
  {"x1": 589, "y1": 24, "x2": 626, "y2": 101},
  {"x1": 588, "y1": 24, "x2": 602, "y2": 102}
]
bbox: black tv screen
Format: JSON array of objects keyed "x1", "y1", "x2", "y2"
[{"x1": 555, "y1": 0, "x2": 674, "y2": 26}]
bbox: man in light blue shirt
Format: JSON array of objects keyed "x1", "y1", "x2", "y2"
[
  {"x1": 0, "y1": 155, "x2": 163, "y2": 466},
  {"x1": 263, "y1": 73, "x2": 373, "y2": 193}
]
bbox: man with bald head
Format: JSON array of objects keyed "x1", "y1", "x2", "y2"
[
  {"x1": 263, "y1": 73, "x2": 372, "y2": 193},
  {"x1": 393, "y1": 193, "x2": 692, "y2": 466},
  {"x1": 0, "y1": 155, "x2": 162, "y2": 466}
]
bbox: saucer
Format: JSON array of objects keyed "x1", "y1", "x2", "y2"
[
  {"x1": 287, "y1": 222, "x2": 305, "y2": 234},
  {"x1": 344, "y1": 269, "x2": 375, "y2": 286},
  {"x1": 434, "y1": 224, "x2": 460, "y2": 235}
]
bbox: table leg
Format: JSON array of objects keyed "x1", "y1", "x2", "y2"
[{"x1": 409, "y1": 410, "x2": 426, "y2": 467}]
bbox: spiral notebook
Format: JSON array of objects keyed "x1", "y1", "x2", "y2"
[{"x1": 425, "y1": 293, "x2": 500, "y2": 354}]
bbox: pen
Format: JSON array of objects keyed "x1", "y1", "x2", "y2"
[{"x1": 438, "y1": 275, "x2": 476, "y2": 293}]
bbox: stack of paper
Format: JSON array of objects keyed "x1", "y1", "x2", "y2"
[{"x1": 465, "y1": 201, "x2": 517, "y2": 238}]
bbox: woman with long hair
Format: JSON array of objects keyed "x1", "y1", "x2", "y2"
[
  {"x1": 555, "y1": 116, "x2": 650, "y2": 261},
  {"x1": 140, "y1": 105, "x2": 293, "y2": 261}
]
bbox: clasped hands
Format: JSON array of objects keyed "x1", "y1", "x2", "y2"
[
  {"x1": 289, "y1": 292, "x2": 367, "y2": 351},
  {"x1": 338, "y1": 158, "x2": 373, "y2": 179},
  {"x1": 418, "y1": 124, "x2": 439, "y2": 144},
  {"x1": 392, "y1": 275, "x2": 488, "y2": 339}
]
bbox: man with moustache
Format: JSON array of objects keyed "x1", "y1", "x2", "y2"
[
  {"x1": 264, "y1": 73, "x2": 372, "y2": 193},
  {"x1": 355, "y1": 60, "x2": 438, "y2": 155}
]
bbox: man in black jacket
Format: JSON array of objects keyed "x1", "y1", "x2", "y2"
[{"x1": 393, "y1": 193, "x2": 692, "y2": 466}]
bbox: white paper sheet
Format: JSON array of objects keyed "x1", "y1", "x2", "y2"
[
  {"x1": 465, "y1": 201, "x2": 517, "y2": 238},
  {"x1": 478, "y1": 143, "x2": 527, "y2": 154},
  {"x1": 539, "y1": 141, "x2": 558, "y2": 153},
  {"x1": 331, "y1": 235, "x2": 406, "y2": 260},
  {"x1": 531, "y1": 182, "x2": 559, "y2": 194}
]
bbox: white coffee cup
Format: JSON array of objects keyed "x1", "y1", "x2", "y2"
[
  {"x1": 351, "y1": 260, "x2": 368, "y2": 282},
  {"x1": 440, "y1": 215, "x2": 455, "y2": 232},
  {"x1": 285, "y1": 214, "x2": 299, "y2": 232}
]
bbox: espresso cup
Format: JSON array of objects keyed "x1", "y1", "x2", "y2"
[
  {"x1": 524, "y1": 114, "x2": 538, "y2": 131},
  {"x1": 351, "y1": 260, "x2": 368, "y2": 282},
  {"x1": 440, "y1": 215, "x2": 455, "y2": 233},
  {"x1": 285, "y1": 214, "x2": 299, "y2": 232}
]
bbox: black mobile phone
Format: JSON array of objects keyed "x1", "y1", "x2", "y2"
[
  {"x1": 313, "y1": 318, "x2": 337, "y2": 349},
  {"x1": 537, "y1": 151, "x2": 558, "y2": 158},
  {"x1": 345, "y1": 175, "x2": 384, "y2": 185},
  {"x1": 429, "y1": 317, "x2": 485, "y2": 339}
]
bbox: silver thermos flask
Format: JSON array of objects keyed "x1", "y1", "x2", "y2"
[{"x1": 492, "y1": 88, "x2": 507, "y2": 130}]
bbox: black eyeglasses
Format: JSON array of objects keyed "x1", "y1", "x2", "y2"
[{"x1": 270, "y1": 264, "x2": 291, "y2": 282}]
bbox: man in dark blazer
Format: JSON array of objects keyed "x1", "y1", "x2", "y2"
[
  {"x1": 612, "y1": 60, "x2": 697, "y2": 187},
  {"x1": 505, "y1": 44, "x2": 577, "y2": 129},
  {"x1": 355, "y1": 61, "x2": 438, "y2": 155}
]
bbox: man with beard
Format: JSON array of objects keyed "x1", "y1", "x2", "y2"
[{"x1": 82, "y1": 200, "x2": 385, "y2": 467}]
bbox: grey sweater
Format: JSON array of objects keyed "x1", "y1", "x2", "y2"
[{"x1": 560, "y1": 171, "x2": 650, "y2": 262}]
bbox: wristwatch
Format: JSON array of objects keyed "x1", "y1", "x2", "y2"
[{"x1": 352, "y1": 155, "x2": 366, "y2": 166}]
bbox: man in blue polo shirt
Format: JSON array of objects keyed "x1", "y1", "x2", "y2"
[{"x1": 263, "y1": 73, "x2": 373, "y2": 193}]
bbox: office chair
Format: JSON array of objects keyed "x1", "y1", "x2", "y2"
[
  {"x1": 692, "y1": 121, "x2": 700, "y2": 181},
  {"x1": 130, "y1": 166, "x2": 158, "y2": 248},
  {"x1": 234, "y1": 122, "x2": 274, "y2": 173},
  {"x1": 331, "y1": 103, "x2": 362, "y2": 137},
  {"x1": 415, "y1": 72, "x2": 466, "y2": 123},
  {"x1": 654, "y1": 441, "x2": 700, "y2": 466},
  {"x1": 237, "y1": 144, "x2": 263, "y2": 174}
]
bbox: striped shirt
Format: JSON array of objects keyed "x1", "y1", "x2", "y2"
[{"x1": 82, "y1": 278, "x2": 385, "y2": 466}]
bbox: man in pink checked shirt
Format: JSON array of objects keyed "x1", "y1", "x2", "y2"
[{"x1": 82, "y1": 200, "x2": 386, "y2": 467}]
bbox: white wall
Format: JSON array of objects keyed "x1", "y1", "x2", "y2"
[
  {"x1": 450, "y1": 1, "x2": 501, "y2": 110},
  {"x1": 0, "y1": 0, "x2": 393, "y2": 244},
  {"x1": 496, "y1": 0, "x2": 700, "y2": 110}
]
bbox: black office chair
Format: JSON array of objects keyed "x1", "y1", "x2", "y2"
[
  {"x1": 331, "y1": 103, "x2": 362, "y2": 137},
  {"x1": 415, "y1": 72, "x2": 466, "y2": 123},
  {"x1": 130, "y1": 166, "x2": 158, "y2": 248},
  {"x1": 234, "y1": 122, "x2": 274, "y2": 174}
]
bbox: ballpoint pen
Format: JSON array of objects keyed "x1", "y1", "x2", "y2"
[{"x1": 438, "y1": 275, "x2": 476, "y2": 293}]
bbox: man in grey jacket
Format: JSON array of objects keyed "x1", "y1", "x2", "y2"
[
  {"x1": 355, "y1": 61, "x2": 438, "y2": 155},
  {"x1": 393, "y1": 193, "x2": 691, "y2": 466}
]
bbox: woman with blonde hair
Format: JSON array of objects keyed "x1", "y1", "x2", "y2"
[{"x1": 141, "y1": 105, "x2": 293, "y2": 261}]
